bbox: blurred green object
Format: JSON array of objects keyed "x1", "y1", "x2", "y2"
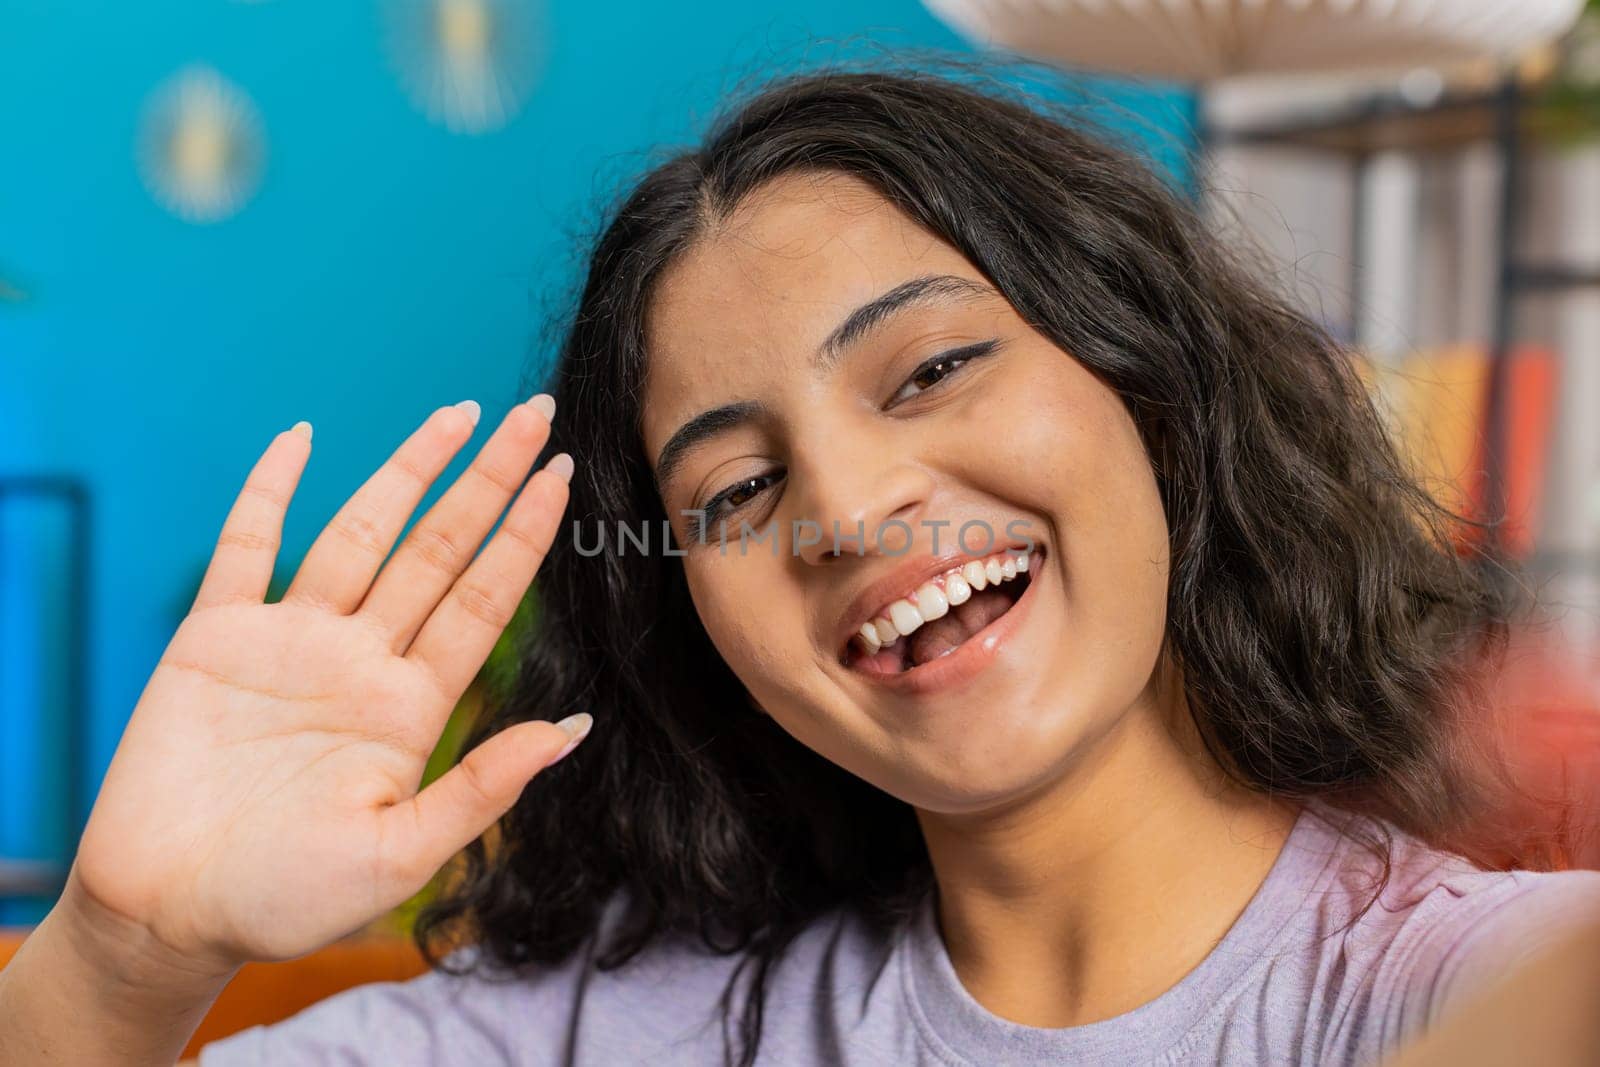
[
  {"x1": 420, "y1": 587, "x2": 537, "y2": 788},
  {"x1": 381, "y1": 588, "x2": 537, "y2": 937},
  {"x1": 0, "y1": 267, "x2": 29, "y2": 302},
  {"x1": 1538, "y1": 0, "x2": 1600, "y2": 142}
]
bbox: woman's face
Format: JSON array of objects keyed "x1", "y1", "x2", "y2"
[{"x1": 640, "y1": 171, "x2": 1173, "y2": 815}]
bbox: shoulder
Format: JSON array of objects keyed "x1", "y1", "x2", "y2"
[
  {"x1": 1288, "y1": 807, "x2": 1600, "y2": 1055},
  {"x1": 196, "y1": 900, "x2": 900, "y2": 1066},
  {"x1": 1333, "y1": 814, "x2": 1600, "y2": 1004},
  {"x1": 1380, "y1": 861, "x2": 1600, "y2": 1021}
]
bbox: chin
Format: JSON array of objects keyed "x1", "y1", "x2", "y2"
[{"x1": 870, "y1": 698, "x2": 1096, "y2": 816}]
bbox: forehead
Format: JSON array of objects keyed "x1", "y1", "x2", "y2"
[{"x1": 641, "y1": 171, "x2": 981, "y2": 454}]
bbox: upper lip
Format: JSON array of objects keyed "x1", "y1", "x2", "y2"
[{"x1": 831, "y1": 537, "x2": 1040, "y2": 655}]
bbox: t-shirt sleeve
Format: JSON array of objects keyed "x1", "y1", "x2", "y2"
[
  {"x1": 1422, "y1": 868, "x2": 1600, "y2": 1021},
  {"x1": 195, "y1": 946, "x2": 588, "y2": 1067},
  {"x1": 1337, "y1": 862, "x2": 1600, "y2": 1066}
]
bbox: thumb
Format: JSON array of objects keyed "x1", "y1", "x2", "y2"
[{"x1": 383, "y1": 714, "x2": 593, "y2": 882}]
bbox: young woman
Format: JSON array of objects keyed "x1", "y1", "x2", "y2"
[{"x1": 4, "y1": 61, "x2": 1600, "y2": 1067}]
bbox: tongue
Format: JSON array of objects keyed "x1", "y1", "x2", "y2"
[{"x1": 907, "y1": 588, "x2": 1015, "y2": 667}]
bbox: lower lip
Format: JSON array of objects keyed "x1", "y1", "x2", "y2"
[{"x1": 848, "y1": 548, "x2": 1046, "y2": 697}]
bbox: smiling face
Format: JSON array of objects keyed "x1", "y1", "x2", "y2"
[{"x1": 640, "y1": 170, "x2": 1175, "y2": 815}]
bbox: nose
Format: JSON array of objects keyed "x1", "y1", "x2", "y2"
[{"x1": 784, "y1": 435, "x2": 936, "y2": 567}]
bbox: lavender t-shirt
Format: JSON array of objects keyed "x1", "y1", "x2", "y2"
[{"x1": 199, "y1": 805, "x2": 1600, "y2": 1065}]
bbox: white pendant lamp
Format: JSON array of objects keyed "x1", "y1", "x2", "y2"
[{"x1": 921, "y1": 0, "x2": 1588, "y2": 81}]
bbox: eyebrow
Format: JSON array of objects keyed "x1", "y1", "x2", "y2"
[
  {"x1": 652, "y1": 273, "x2": 996, "y2": 489},
  {"x1": 654, "y1": 400, "x2": 767, "y2": 494},
  {"x1": 815, "y1": 273, "x2": 995, "y2": 370}
]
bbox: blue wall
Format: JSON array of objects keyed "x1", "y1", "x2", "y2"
[{"x1": 0, "y1": 0, "x2": 1192, "y2": 920}]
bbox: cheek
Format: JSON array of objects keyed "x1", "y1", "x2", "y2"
[
  {"x1": 983, "y1": 352, "x2": 1171, "y2": 655},
  {"x1": 683, "y1": 561, "x2": 808, "y2": 703},
  {"x1": 1057, "y1": 381, "x2": 1171, "y2": 676},
  {"x1": 977, "y1": 351, "x2": 1166, "y2": 543},
  {"x1": 1058, "y1": 394, "x2": 1169, "y2": 575}
]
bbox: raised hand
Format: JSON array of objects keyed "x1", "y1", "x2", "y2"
[{"x1": 68, "y1": 395, "x2": 581, "y2": 976}]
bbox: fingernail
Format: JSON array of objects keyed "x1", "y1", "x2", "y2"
[
  {"x1": 545, "y1": 452, "x2": 574, "y2": 483},
  {"x1": 291, "y1": 421, "x2": 313, "y2": 442},
  {"x1": 454, "y1": 399, "x2": 481, "y2": 426},
  {"x1": 527, "y1": 393, "x2": 556, "y2": 420},
  {"x1": 548, "y1": 712, "x2": 592, "y2": 766}
]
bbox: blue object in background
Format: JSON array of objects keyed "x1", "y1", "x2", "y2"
[
  {"x1": 0, "y1": 0, "x2": 1194, "y2": 918},
  {"x1": 0, "y1": 483, "x2": 87, "y2": 923}
]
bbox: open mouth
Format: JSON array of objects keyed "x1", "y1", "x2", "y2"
[{"x1": 841, "y1": 547, "x2": 1040, "y2": 677}]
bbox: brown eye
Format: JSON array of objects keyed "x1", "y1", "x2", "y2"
[
  {"x1": 888, "y1": 338, "x2": 1002, "y2": 406},
  {"x1": 726, "y1": 478, "x2": 764, "y2": 506},
  {"x1": 911, "y1": 359, "x2": 958, "y2": 390},
  {"x1": 697, "y1": 471, "x2": 784, "y2": 521},
  {"x1": 683, "y1": 469, "x2": 786, "y2": 545}
]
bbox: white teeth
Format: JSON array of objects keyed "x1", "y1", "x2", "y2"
[
  {"x1": 915, "y1": 582, "x2": 949, "y2": 620},
  {"x1": 888, "y1": 600, "x2": 923, "y2": 637},
  {"x1": 851, "y1": 547, "x2": 1041, "y2": 656},
  {"x1": 858, "y1": 622, "x2": 882, "y2": 654}
]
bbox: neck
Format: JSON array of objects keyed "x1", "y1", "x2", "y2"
[{"x1": 915, "y1": 673, "x2": 1299, "y2": 1028}]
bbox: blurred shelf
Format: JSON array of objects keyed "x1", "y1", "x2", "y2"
[
  {"x1": 0, "y1": 859, "x2": 65, "y2": 897},
  {"x1": 1210, "y1": 88, "x2": 1576, "y2": 155},
  {"x1": 1207, "y1": 70, "x2": 1600, "y2": 566},
  {"x1": 1513, "y1": 264, "x2": 1600, "y2": 291},
  {"x1": 1523, "y1": 548, "x2": 1600, "y2": 574}
]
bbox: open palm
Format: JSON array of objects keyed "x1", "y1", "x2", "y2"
[{"x1": 70, "y1": 398, "x2": 582, "y2": 973}]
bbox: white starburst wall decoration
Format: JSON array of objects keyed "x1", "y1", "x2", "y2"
[
  {"x1": 136, "y1": 65, "x2": 266, "y2": 224},
  {"x1": 383, "y1": 0, "x2": 544, "y2": 134}
]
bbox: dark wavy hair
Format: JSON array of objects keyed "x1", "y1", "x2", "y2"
[{"x1": 415, "y1": 56, "x2": 1512, "y2": 1065}]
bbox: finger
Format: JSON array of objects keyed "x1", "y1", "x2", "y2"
[
  {"x1": 382, "y1": 714, "x2": 592, "y2": 884},
  {"x1": 404, "y1": 453, "x2": 571, "y2": 699},
  {"x1": 358, "y1": 396, "x2": 556, "y2": 653},
  {"x1": 191, "y1": 423, "x2": 313, "y2": 614},
  {"x1": 283, "y1": 402, "x2": 478, "y2": 615}
]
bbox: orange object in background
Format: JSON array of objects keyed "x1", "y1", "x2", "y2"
[
  {"x1": 1376, "y1": 342, "x2": 1558, "y2": 558},
  {"x1": 0, "y1": 931, "x2": 429, "y2": 1058},
  {"x1": 1460, "y1": 625, "x2": 1600, "y2": 872},
  {"x1": 1370, "y1": 343, "x2": 1599, "y2": 870}
]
